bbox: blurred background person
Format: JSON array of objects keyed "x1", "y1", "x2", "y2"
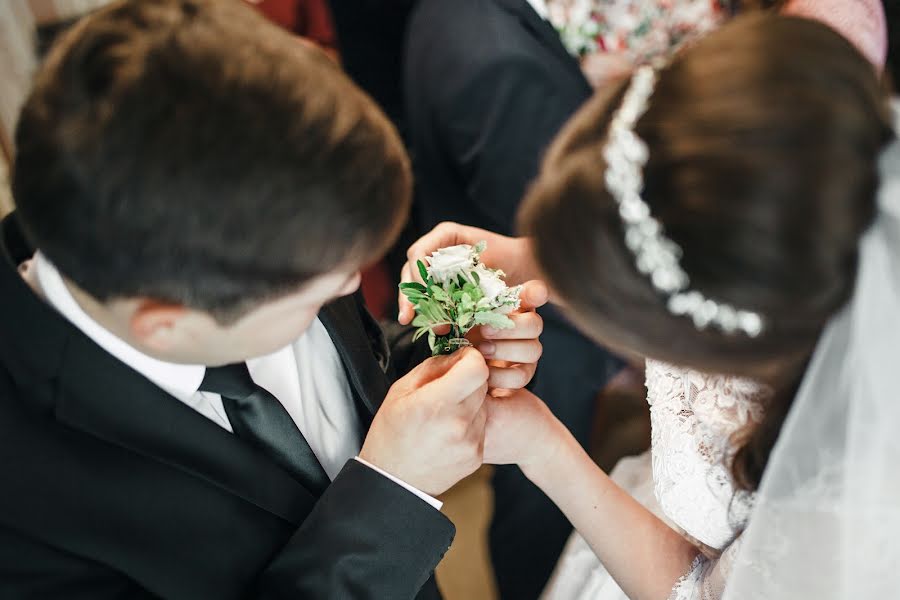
[{"x1": 327, "y1": 0, "x2": 417, "y2": 137}]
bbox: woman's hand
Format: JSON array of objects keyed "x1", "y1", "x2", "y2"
[
  {"x1": 398, "y1": 222, "x2": 539, "y2": 325},
  {"x1": 465, "y1": 280, "x2": 548, "y2": 391},
  {"x1": 482, "y1": 388, "x2": 574, "y2": 476}
]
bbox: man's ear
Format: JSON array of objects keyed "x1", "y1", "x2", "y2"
[{"x1": 129, "y1": 300, "x2": 191, "y2": 353}]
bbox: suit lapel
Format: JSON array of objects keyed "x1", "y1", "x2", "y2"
[
  {"x1": 318, "y1": 293, "x2": 392, "y2": 425},
  {"x1": 53, "y1": 333, "x2": 318, "y2": 526},
  {"x1": 494, "y1": 0, "x2": 588, "y2": 84},
  {"x1": 0, "y1": 214, "x2": 315, "y2": 527}
]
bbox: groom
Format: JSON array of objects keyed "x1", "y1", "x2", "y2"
[{"x1": 0, "y1": 1, "x2": 544, "y2": 598}]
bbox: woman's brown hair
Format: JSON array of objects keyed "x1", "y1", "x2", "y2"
[{"x1": 519, "y1": 13, "x2": 893, "y2": 490}]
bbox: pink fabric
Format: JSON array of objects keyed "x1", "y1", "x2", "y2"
[{"x1": 783, "y1": 0, "x2": 887, "y2": 69}]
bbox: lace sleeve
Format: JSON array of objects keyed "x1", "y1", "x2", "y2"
[
  {"x1": 646, "y1": 360, "x2": 769, "y2": 550},
  {"x1": 668, "y1": 536, "x2": 745, "y2": 600}
]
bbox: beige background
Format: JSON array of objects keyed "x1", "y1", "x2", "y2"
[
  {"x1": 1, "y1": 155, "x2": 13, "y2": 218},
  {"x1": 0, "y1": 0, "x2": 113, "y2": 161}
]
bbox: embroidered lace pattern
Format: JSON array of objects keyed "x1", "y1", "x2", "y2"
[{"x1": 646, "y1": 359, "x2": 769, "y2": 551}]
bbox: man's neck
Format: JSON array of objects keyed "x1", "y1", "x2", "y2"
[{"x1": 29, "y1": 252, "x2": 206, "y2": 400}]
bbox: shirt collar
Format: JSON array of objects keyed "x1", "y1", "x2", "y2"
[
  {"x1": 33, "y1": 252, "x2": 206, "y2": 403},
  {"x1": 526, "y1": 0, "x2": 549, "y2": 20}
]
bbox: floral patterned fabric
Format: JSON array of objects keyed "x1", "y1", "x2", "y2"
[
  {"x1": 544, "y1": 0, "x2": 887, "y2": 69},
  {"x1": 546, "y1": 0, "x2": 728, "y2": 64}
]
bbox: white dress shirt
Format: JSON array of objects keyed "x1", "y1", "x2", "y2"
[
  {"x1": 33, "y1": 252, "x2": 441, "y2": 510},
  {"x1": 526, "y1": 0, "x2": 549, "y2": 20}
]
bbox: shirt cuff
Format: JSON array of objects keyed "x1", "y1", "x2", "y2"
[{"x1": 353, "y1": 457, "x2": 444, "y2": 511}]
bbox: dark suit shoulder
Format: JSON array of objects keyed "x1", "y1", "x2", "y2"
[{"x1": 408, "y1": 0, "x2": 546, "y2": 75}]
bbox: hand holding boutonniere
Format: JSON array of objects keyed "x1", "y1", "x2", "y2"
[
  {"x1": 400, "y1": 242, "x2": 523, "y2": 355},
  {"x1": 400, "y1": 242, "x2": 547, "y2": 391}
]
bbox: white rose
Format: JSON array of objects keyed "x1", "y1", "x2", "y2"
[
  {"x1": 427, "y1": 244, "x2": 475, "y2": 283},
  {"x1": 473, "y1": 265, "x2": 506, "y2": 302}
]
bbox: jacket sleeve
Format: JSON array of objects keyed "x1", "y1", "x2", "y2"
[{"x1": 258, "y1": 459, "x2": 455, "y2": 599}]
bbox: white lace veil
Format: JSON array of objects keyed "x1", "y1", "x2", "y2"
[{"x1": 723, "y1": 106, "x2": 900, "y2": 599}]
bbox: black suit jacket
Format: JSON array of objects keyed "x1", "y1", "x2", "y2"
[
  {"x1": 0, "y1": 213, "x2": 452, "y2": 599},
  {"x1": 327, "y1": 0, "x2": 416, "y2": 135},
  {"x1": 405, "y1": 0, "x2": 592, "y2": 237}
]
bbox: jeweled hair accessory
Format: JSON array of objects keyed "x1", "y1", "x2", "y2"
[{"x1": 603, "y1": 66, "x2": 765, "y2": 337}]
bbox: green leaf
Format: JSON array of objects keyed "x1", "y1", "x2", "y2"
[
  {"x1": 471, "y1": 270, "x2": 480, "y2": 285},
  {"x1": 430, "y1": 286, "x2": 450, "y2": 303},
  {"x1": 460, "y1": 292, "x2": 475, "y2": 312},
  {"x1": 399, "y1": 282, "x2": 427, "y2": 293},
  {"x1": 399, "y1": 289, "x2": 427, "y2": 303},
  {"x1": 473, "y1": 311, "x2": 515, "y2": 329},
  {"x1": 417, "y1": 260, "x2": 429, "y2": 282},
  {"x1": 457, "y1": 312, "x2": 474, "y2": 329},
  {"x1": 412, "y1": 315, "x2": 432, "y2": 328},
  {"x1": 399, "y1": 287, "x2": 426, "y2": 298},
  {"x1": 419, "y1": 299, "x2": 443, "y2": 322}
]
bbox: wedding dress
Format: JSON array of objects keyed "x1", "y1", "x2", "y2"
[{"x1": 542, "y1": 360, "x2": 770, "y2": 600}]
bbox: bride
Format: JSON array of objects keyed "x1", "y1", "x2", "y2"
[{"x1": 399, "y1": 13, "x2": 899, "y2": 600}]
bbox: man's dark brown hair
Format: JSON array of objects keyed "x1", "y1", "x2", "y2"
[{"x1": 13, "y1": 0, "x2": 411, "y2": 321}]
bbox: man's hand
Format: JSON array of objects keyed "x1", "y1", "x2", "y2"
[
  {"x1": 398, "y1": 222, "x2": 538, "y2": 325},
  {"x1": 359, "y1": 348, "x2": 490, "y2": 496}
]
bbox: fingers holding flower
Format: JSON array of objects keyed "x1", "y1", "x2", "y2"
[
  {"x1": 398, "y1": 223, "x2": 537, "y2": 324},
  {"x1": 468, "y1": 280, "x2": 548, "y2": 391}
]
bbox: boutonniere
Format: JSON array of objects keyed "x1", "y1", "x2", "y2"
[{"x1": 399, "y1": 242, "x2": 523, "y2": 356}]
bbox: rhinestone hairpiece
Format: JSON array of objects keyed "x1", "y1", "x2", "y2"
[{"x1": 603, "y1": 66, "x2": 765, "y2": 337}]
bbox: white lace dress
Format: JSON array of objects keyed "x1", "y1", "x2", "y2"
[{"x1": 542, "y1": 359, "x2": 770, "y2": 600}]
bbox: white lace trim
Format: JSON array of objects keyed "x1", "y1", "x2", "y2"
[{"x1": 669, "y1": 554, "x2": 705, "y2": 600}]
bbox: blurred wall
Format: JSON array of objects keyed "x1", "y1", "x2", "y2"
[
  {"x1": 1, "y1": 154, "x2": 12, "y2": 217},
  {"x1": 0, "y1": 1, "x2": 37, "y2": 162}
]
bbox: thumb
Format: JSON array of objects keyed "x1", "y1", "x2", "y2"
[
  {"x1": 416, "y1": 348, "x2": 489, "y2": 404},
  {"x1": 517, "y1": 280, "x2": 550, "y2": 311},
  {"x1": 398, "y1": 346, "x2": 479, "y2": 392}
]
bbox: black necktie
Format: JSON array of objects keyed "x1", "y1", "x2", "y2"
[{"x1": 200, "y1": 363, "x2": 330, "y2": 494}]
